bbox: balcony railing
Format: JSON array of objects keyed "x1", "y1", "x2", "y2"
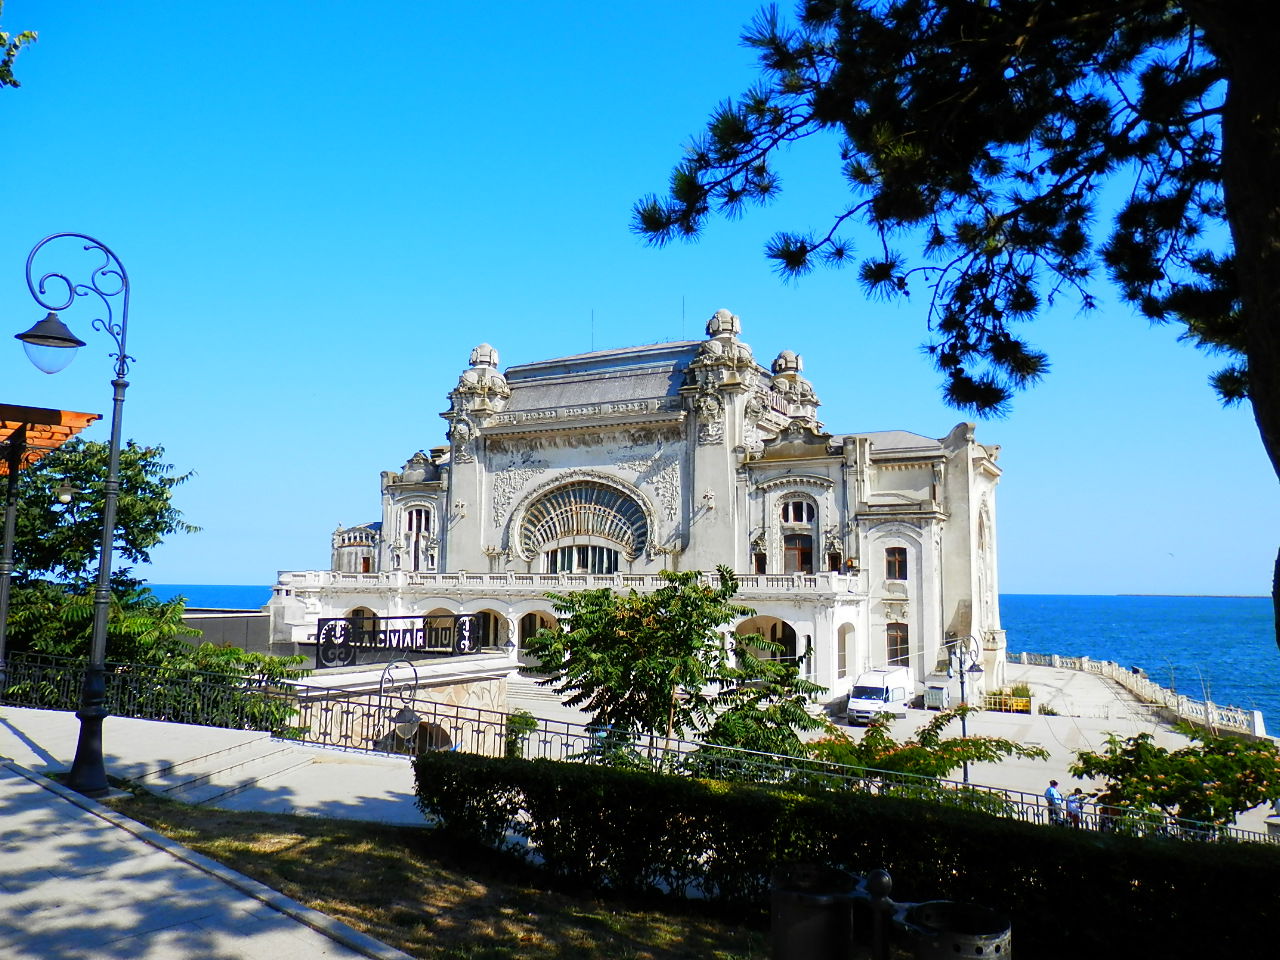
[{"x1": 275, "y1": 569, "x2": 859, "y2": 596}]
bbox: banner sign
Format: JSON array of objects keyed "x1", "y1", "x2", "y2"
[{"x1": 314, "y1": 613, "x2": 483, "y2": 668}]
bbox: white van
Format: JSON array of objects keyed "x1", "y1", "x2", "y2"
[{"x1": 844, "y1": 666, "x2": 915, "y2": 725}]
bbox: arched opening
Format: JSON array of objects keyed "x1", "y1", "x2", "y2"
[
  {"x1": 469, "y1": 609, "x2": 504, "y2": 650},
  {"x1": 422, "y1": 607, "x2": 457, "y2": 651},
  {"x1": 405, "y1": 506, "x2": 434, "y2": 572},
  {"x1": 517, "y1": 610, "x2": 557, "y2": 673},
  {"x1": 345, "y1": 606, "x2": 377, "y2": 645},
  {"x1": 519, "y1": 480, "x2": 649, "y2": 571},
  {"x1": 837, "y1": 622, "x2": 856, "y2": 679},
  {"x1": 735, "y1": 615, "x2": 798, "y2": 663}
]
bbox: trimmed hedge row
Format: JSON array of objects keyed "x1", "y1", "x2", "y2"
[{"x1": 413, "y1": 751, "x2": 1280, "y2": 958}]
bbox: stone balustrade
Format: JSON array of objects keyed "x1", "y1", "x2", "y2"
[{"x1": 1013, "y1": 651, "x2": 1267, "y2": 738}]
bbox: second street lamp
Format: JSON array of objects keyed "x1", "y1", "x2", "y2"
[
  {"x1": 948, "y1": 634, "x2": 984, "y2": 784},
  {"x1": 15, "y1": 233, "x2": 133, "y2": 798}
]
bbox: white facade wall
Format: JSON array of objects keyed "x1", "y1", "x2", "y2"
[{"x1": 272, "y1": 309, "x2": 1006, "y2": 706}]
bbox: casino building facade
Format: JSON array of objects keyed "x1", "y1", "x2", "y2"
[{"x1": 267, "y1": 308, "x2": 1007, "y2": 706}]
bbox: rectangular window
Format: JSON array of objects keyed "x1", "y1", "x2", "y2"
[
  {"x1": 885, "y1": 546, "x2": 907, "y2": 581},
  {"x1": 754, "y1": 552, "x2": 767, "y2": 574},
  {"x1": 784, "y1": 534, "x2": 813, "y2": 574},
  {"x1": 887, "y1": 623, "x2": 909, "y2": 666}
]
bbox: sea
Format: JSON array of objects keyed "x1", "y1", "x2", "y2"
[{"x1": 148, "y1": 585, "x2": 1280, "y2": 736}]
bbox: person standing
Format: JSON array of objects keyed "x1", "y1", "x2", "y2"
[
  {"x1": 1045, "y1": 779, "x2": 1065, "y2": 825},
  {"x1": 1066, "y1": 787, "x2": 1086, "y2": 827}
]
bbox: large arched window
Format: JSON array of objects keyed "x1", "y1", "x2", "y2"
[{"x1": 519, "y1": 480, "x2": 649, "y2": 571}]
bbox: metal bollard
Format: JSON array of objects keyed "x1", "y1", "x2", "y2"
[
  {"x1": 900, "y1": 900, "x2": 1012, "y2": 959},
  {"x1": 770, "y1": 864, "x2": 856, "y2": 960}
]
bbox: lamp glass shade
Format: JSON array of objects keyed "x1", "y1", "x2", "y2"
[{"x1": 16, "y1": 312, "x2": 85, "y2": 374}]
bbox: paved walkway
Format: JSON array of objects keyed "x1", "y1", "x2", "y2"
[{"x1": 0, "y1": 711, "x2": 414, "y2": 960}]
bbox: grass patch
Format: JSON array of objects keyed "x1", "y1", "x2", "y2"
[{"x1": 104, "y1": 792, "x2": 766, "y2": 960}]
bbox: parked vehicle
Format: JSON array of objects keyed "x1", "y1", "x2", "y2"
[{"x1": 844, "y1": 666, "x2": 915, "y2": 725}]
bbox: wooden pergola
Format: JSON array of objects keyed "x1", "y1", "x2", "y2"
[{"x1": 1, "y1": 403, "x2": 102, "y2": 475}]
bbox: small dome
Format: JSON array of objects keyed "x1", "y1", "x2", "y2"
[
  {"x1": 772, "y1": 350, "x2": 803, "y2": 374},
  {"x1": 706, "y1": 308, "x2": 741, "y2": 338},
  {"x1": 469, "y1": 343, "x2": 499, "y2": 368}
]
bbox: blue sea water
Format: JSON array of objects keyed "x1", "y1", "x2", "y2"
[
  {"x1": 147, "y1": 584, "x2": 1280, "y2": 734},
  {"x1": 1000, "y1": 594, "x2": 1280, "y2": 735},
  {"x1": 149, "y1": 583, "x2": 273, "y2": 610}
]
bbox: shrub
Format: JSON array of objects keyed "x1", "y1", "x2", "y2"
[{"x1": 413, "y1": 751, "x2": 1280, "y2": 959}]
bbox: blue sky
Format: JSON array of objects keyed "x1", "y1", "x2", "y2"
[{"x1": 3, "y1": 1, "x2": 1275, "y2": 597}]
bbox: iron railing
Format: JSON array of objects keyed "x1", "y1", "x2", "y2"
[
  {"x1": 1, "y1": 651, "x2": 300, "y2": 734},
  {"x1": 3, "y1": 651, "x2": 1272, "y2": 845}
]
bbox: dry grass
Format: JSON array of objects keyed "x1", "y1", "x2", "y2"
[{"x1": 105, "y1": 792, "x2": 767, "y2": 960}]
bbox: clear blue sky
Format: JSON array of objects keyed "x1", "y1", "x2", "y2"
[{"x1": 3, "y1": 1, "x2": 1275, "y2": 596}]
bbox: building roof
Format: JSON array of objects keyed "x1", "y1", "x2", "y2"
[
  {"x1": 0, "y1": 403, "x2": 102, "y2": 475},
  {"x1": 502, "y1": 341, "x2": 702, "y2": 413},
  {"x1": 855, "y1": 429, "x2": 943, "y2": 452}
]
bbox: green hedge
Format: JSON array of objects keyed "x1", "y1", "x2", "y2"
[{"x1": 414, "y1": 751, "x2": 1280, "y2": 958}]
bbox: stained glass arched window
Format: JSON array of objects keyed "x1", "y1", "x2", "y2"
[{"x1": 519, "y1": 480, "x2": 649, "y2": 561}]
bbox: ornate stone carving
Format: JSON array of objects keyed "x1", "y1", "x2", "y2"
[
  {"x1": 448, "y1": 416, "x2": 476, "y2": 463},
  {"x1": 491, "y1": 452, "x2": 548, "y2": 527},
  {"x1": 618, "y1": 445, "x2": 680, "y2": 521},
  {"x1": 695, "y1": 392, "x2": 724, "y2": 445}
]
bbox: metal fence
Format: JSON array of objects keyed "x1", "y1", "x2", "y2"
[
  {"x1": 1, "y1": 651, "x2": 298, "y2": 734},
  {"x1": 3, "y1": 651, "x2": 1273, "y2": 845}
]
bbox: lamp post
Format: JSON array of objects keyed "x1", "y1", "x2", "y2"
[
  {"x1": 948, "y1": 634, "x2": 984, "y2": 784},
  {"x1": 15, "y1": 233, "x2": 132, "y2": 798}
]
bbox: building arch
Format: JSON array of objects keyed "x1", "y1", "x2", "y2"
[
  {"x1": 837, "y1": 622, "x2": 857, "y2": 680},
  {"x1": 735, "y1": 615, "x2": 798, "y2": 662},
  {"x1": 509, "y1": 472, "x2": 655, "y2": 567},
  {"x1": 343, "y1": 606, "x2": 378, "y2": 644}
]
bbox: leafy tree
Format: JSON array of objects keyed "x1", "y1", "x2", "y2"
[
  {"x1": 809, "y1": 706, "x2": 1049, "y2": 779},
  {"x1": 1070, "y1": 726, "x2": 1280, "y2": 827},
  {"x1": 703, "y1": 636, "x2": 829, "y2": 756},
  {"x1": 526, "y1": 566, "x2": 825, "y2": 748},
  {"x1": 1, "y1": 1, "x2": 36, "y2": 89},
  {"x1": 13, "y1": 438, "x2": 199, "y2": 588},
  {"x1": 634, "y1": 1, "x2": 1280, "y2": 628}
]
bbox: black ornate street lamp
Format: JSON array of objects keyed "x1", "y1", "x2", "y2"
[
  {"x1": 15, "y1": 233, "x2": 132, "y2": 797},
  {"x1": 948, "y1": 634, "x2": 984, "y2": 785}
]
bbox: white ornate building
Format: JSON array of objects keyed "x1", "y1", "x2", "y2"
[{"x1": 268, "y1": 309, "x2": 1007, "y2": 704}]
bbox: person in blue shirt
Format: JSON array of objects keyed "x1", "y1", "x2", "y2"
[{"x1": 1044, "y1": 779, "x2": 1065, "y2": 825}]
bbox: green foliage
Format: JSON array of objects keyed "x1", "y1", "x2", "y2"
[
  {"x1": 503, "y1": 709, "x2": 538, "y2": 759},
  {"x1": 696, "y1": 637, "x2": 830, "y2": 765},
  {"x1": 1070, "y1": 726, "x2": 1280, "y2": 827},
  {"x1": 415, "y1": 750, "x2": 1280, "y2": 957},
  {"x1": 0, "y1": 1, "x2": 36, "y2": 89},
  {"x1": 13, "y1": 439, "x2": 199, "y2": 588},
  {"x1": 634, "y1": 1, "x2": 1260, "y2": 418},
  {"x1": 527, "y1": 566, "x2": 825, "y2": 746},
  {"x1": 1010, "y1": 682, "x2": 1033, "y2": 699},
  {"x1": 808, "y1": 706, "x2": 1049, "y2": 779}
]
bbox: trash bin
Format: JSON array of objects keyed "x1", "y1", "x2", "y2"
[
  {"x1": 903, "y1": 900, "x2": 1011, "y2": 959},
  {"x1": 924, "y1": 684, "x2": 950, "y2": 710},
  {"x1": 770, "y1": 865, "x2": 856, "y2": 960}
]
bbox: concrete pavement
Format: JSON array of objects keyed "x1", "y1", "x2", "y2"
[{"x1": 0, "y1": 709, "x2": 416, "y2": 960}]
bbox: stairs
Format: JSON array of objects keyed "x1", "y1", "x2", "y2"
[{"x1": 133, "y1": 732, "x2": 318, "y2": 806}]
